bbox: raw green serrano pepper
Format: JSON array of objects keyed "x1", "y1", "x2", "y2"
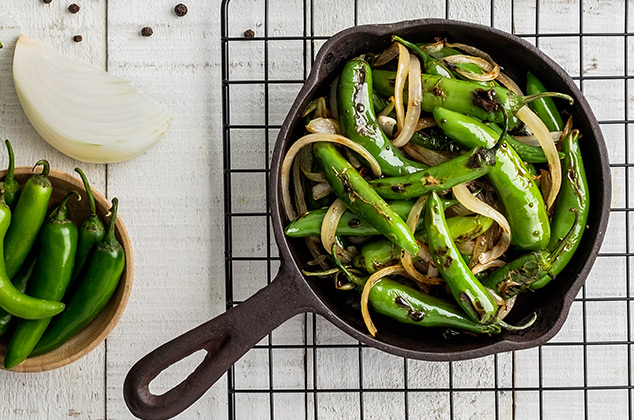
[
  {"x1": 369, "y1": 146, "x2": 496, "y2": 200},
  {"x1": 355, "y1": 215, "x2": 493, "y2": 274},
  {"x1": 313, "y1": 142, "x2": 419, "y2": 255},
  {"x1": 369, "y1": 278, "x2": 501, "y2": 334},
  {"x1": 2, "y1": 140, "x2": 20, "y2": 209},
  {"x1": 4, "y1": 192, "x2": 79, "y2": 369},
  {"x1": 531, "y1": 130, "x2": 589, "y2": 289},
  {"x1": 69, "y1": 168, "x2": 105, "y2": 290},
  {"x1": 33, "y1": 198, "x2": 126, "y2": 356},
  {"x1": 425, "y1": 192, "x2": 498, "y2": 324},
  {"x1": 0, "y1": 256, "x2": 37, "y2": 337},
  {"x1": 526, "y1": 72, "x2": 565, "y2": 132},
  {"x1": 433, "y1": 107, "x2": 551, "y2": 251},
  {"x1": 4, "y1": 160, "x2": 53, "y2": 279},
  {"x1": 0, "y1": 186, "x2": 64, "y2": 321},
  {"x1": 337, "y1": 58, "x2": 426, "y2": 176},
  {"x1": 372, "y1": 70, "x2": 571, "y2": 130}
]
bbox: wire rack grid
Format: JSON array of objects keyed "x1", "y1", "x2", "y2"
[{"x1": 221, "y1": 0, "x2": 631, "y2": 419}]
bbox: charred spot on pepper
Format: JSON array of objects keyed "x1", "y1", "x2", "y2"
[
  {"x1": 391, "y1": 185, "x2": 405, "y2": 193},
  {"x1": 348, "y1": 218, "x2": 361, "y2": 228},
  {"x1": 472, "y1": 88, "x2": 500, "y2": 113},
  {"x1": 408, "y1": 310, "x2": 425, "y2": 322}
]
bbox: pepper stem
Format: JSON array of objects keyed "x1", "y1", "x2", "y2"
[
  {"x1": 331, "y1": 244, "x2": 367, "y2": 289},
  {"x1": 392, "y1": 35, "x2": 432, "y2": 62},
  {"x1": 75, "y1": 167, "x2": 97, "y2": 216},
  {"x1": 105, "y1": 197, "x2": 119, "y2": 239},
  {"x1": 490, "y1": 107, "x2": 509, "y2": 154},
  {"x1": 495, "y1": 312, "x2": 537, "y2": 331},
  {"x1": 51, "y1": 191, "x2": 80, "y2": 221},
  {"x1": 33, "y1": 159, "x2": 50, "y2": 176},
  {"x1": 4, "y1": 140, "x2": 14, "y2": 182},
  {"x1": 520, "y1": 92, "x2": 574, "y2": 107}
]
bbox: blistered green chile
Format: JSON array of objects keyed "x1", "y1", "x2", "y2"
[
  {"x1": 313, "y1": 142, "x2": 419, "y2": 255},
  {"x1": 433, "y1": 107, "x2": 551, "y2": 252},
  {"x1": 355, "y1": 214, "x2": 493, "y2": 274},
  {"x1": 337, "y1": 58, "x2": 426, "y2": 176}
]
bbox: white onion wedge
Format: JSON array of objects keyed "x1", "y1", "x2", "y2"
[
  {"x1": 13, "y1": 34, "x2": 172, "y2": 163},
  {"x1": 361, "y1": 265, "x2": 408, "y2": 337},
  {"x1": 394, "y1": 43, "x2": 410, "y2": 134},
  {"x1": 392, "y1": 54, "x2": 422, "y2": 147},
  {"x1": 321, "y1": 199, "x2": 347, "y2": 255}
]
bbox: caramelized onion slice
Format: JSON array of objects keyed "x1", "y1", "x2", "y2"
[
  {"x1": 392, "y1": 54, "x2": 422, "y2": 147},
  {"x1": 361, "y1": 265, "x2": 409, "y2": 337},
  {"x1": 321, "y1": 199, "x2": 347, "y2": 255}
]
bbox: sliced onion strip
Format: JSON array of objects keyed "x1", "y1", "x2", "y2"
[
  {"x1": 312, "y1": 182, "x2": 333, "y2": 200},
  {"x1": 442, "y1": 54, "x2": 500, "y2": 82},
  {"x1": 401, "y1": 195, "x2": 445, "y2": 286},
  {"x1": 403, "y1": 143, "x2": 452, "y2": 167},
  {"x1": 306, "y1": 118, "x2": 340, "y2": 134},
  {"x1": 378, "y1": 96, "x2": 395, "y2": 117},
  {"x1": 516, "y1": 106, "x2": 561, "y2": 210},
  {"x1": 292, "y1": 158, "x2": 307, "y2": 216},
  {"x1": 444, "y1": 42, "x2": 499, "y2": 71},
  {"x1": 497, "y1": 73, "x2": 524, "y2": 95},
  {"x1": 361, "y1": 265, "x2": 409, "y2": 337},
  {"x1": 415, "y1": 117, "x2": 437, "y2": 131},
  {"x1": 281, "y1": 133, "x2": 382, "y2": 220},
  {"x1": 471, "y1": 259, "x2": 506, "y2": 275},
  {"x1": 321, "y1": 199, "x2": 347, "y2": 255},
  {"x1": 514, "y1": 131, "x2": 562, "y2": 147},
  {"x1": 375, "y1": 42, "x2": 400, "y2": 67},
  {"x1": 392, "y1": 54, "x2": 422, "y2": 147},
  {"x1": 394, "y1": 43, "x2": 410, "y2": 134},
  {"x1": 452, "y1": 184, "x2": 511, "y2": 265}
]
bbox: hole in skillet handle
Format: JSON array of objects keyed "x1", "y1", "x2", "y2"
[
  {"x1": 275, "y1": 18, "x2": 610, "y2": 360},
  {"x1": 123, "y1": 267, "x2": 315, "y2": 419}
]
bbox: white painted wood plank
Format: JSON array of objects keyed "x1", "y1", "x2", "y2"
[
  {"x1": 102, "y1": 0, "x2": 227, "y2": 418},
  {"x1": 0, "y1": 4, "x2": 107, "y2": 419}
]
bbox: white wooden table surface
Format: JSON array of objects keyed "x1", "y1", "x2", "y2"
[{"x1": 0, "y1": 0, "x2": 629, "y2": 419}]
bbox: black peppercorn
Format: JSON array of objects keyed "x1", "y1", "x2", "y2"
[
  {"x1": 141, "y1": 27, "x2": 153, "y2": 37},
  {"x1": 244, "y1": 29, "x2": 255, "y2": 38},
  {"x1": 68, "y1": 3, "x2": 80, "y2": 13},
  {"x1": 174, "y1": 3, "x2": 188, "y2": 17},
  {"x1": 73, "y1": 35, "x2": 83, "y2": 42}
]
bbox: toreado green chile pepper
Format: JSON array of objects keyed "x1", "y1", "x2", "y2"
[
  {"x1": 355, "y1": 214, "x2": 494, "y2": 274},
  {"x1": 285, "y1": 198, "x2": 458, "y2": 237},
  {"x1": 69, "y1": 168, "x2": 106, "y2": 290},
  {"x1": 338, "y1": 58, "x2": 427, "y2": 176},
  {"x1": 369, "y1": 145, "x2": 497, "y2": 200},
  {"x1": 526, "y1": 72, "x2": 565, "y2": 132},
  {"x1": 4, "y1": 192, "x2": 79, "y2": 369},
  {"x1": 4, "y1": 160, "x2": 53, "y2": 279},
  {"x1": 372, "y1": 70, "x2": 571, "y2": 130},
  {"x1": 433, "y1": 107, "x2": 551, "y2": 251},
  {"x1": 0, "y1": 185, "x2": 64, "y2": 321},
  {"x1": 0, "y1": 256, "x2": 37, "y2": 337},
  {"x1": 33, "y1": 198, "x2": 126, "y2": 357},
  {"x1": 370, "y1": 278, "x2": 501, "y2": 334},
  {"x1": 313, "y1": 142, "x2": 419, "y2": 255},
  {"x1": 331, "y1": 253, "x2": 500, "y2": 335},
  {"x1": 392, "y1": 36, "x2": 453, "y2": 78},
  {"x1": 485, "y1": 122, "x2": 565, "y2": 164},
  {"x1": 425, "y1": 192, "x2": 498, "y2": 324},
  {"x1": 481, "y1": 210, "x2": 578, "y2": 300},
  {"x1": 531, "y1": 130, "x2": 589, "y2": 290},
  {"x1": 2, "y1": 140, "x2": 20, "y2": 209}
]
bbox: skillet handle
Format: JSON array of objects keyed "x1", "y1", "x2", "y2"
[{"x1": 124, "y1": 267, "x2": 311, "y2": 420}]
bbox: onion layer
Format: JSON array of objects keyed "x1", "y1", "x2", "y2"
[
  {"x1": 392, "y1": 54, "x2": 422, "y2": 147},
  {"x1": 361, "y1": 265, "x2": 408, "y2": 337},
  {"x1": 321, "y1": 199, "x2": 347, "y2": 255},
  {"x1": 516, "y1": 106, "x2": 562, "y2": 210},
  {"x1": 281, "y1": 133, "x2": 382, "y2": 221},
  {"x1": 394, "y1": 43, "x2": 410, "y2": 134},
  {"x1": 452, "y1": 184, "x2": 511, "y2": 265}
]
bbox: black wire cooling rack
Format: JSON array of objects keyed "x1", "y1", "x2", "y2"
[{"x1": 221, "y1": 1, "x2": 631, "y2": 418}]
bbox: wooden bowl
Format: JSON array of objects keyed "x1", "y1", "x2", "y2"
[{"x1": 0, "y1": 167, "x2": 133, "y2": 372}]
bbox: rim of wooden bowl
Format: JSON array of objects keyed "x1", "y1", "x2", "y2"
[{"x1": 0, "y1": 167, "x2": 133, "y2": 372}]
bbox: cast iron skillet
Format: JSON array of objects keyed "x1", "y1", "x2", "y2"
[{"x1": 124, "y1": 19, "x2": 610, "y2": 419}]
